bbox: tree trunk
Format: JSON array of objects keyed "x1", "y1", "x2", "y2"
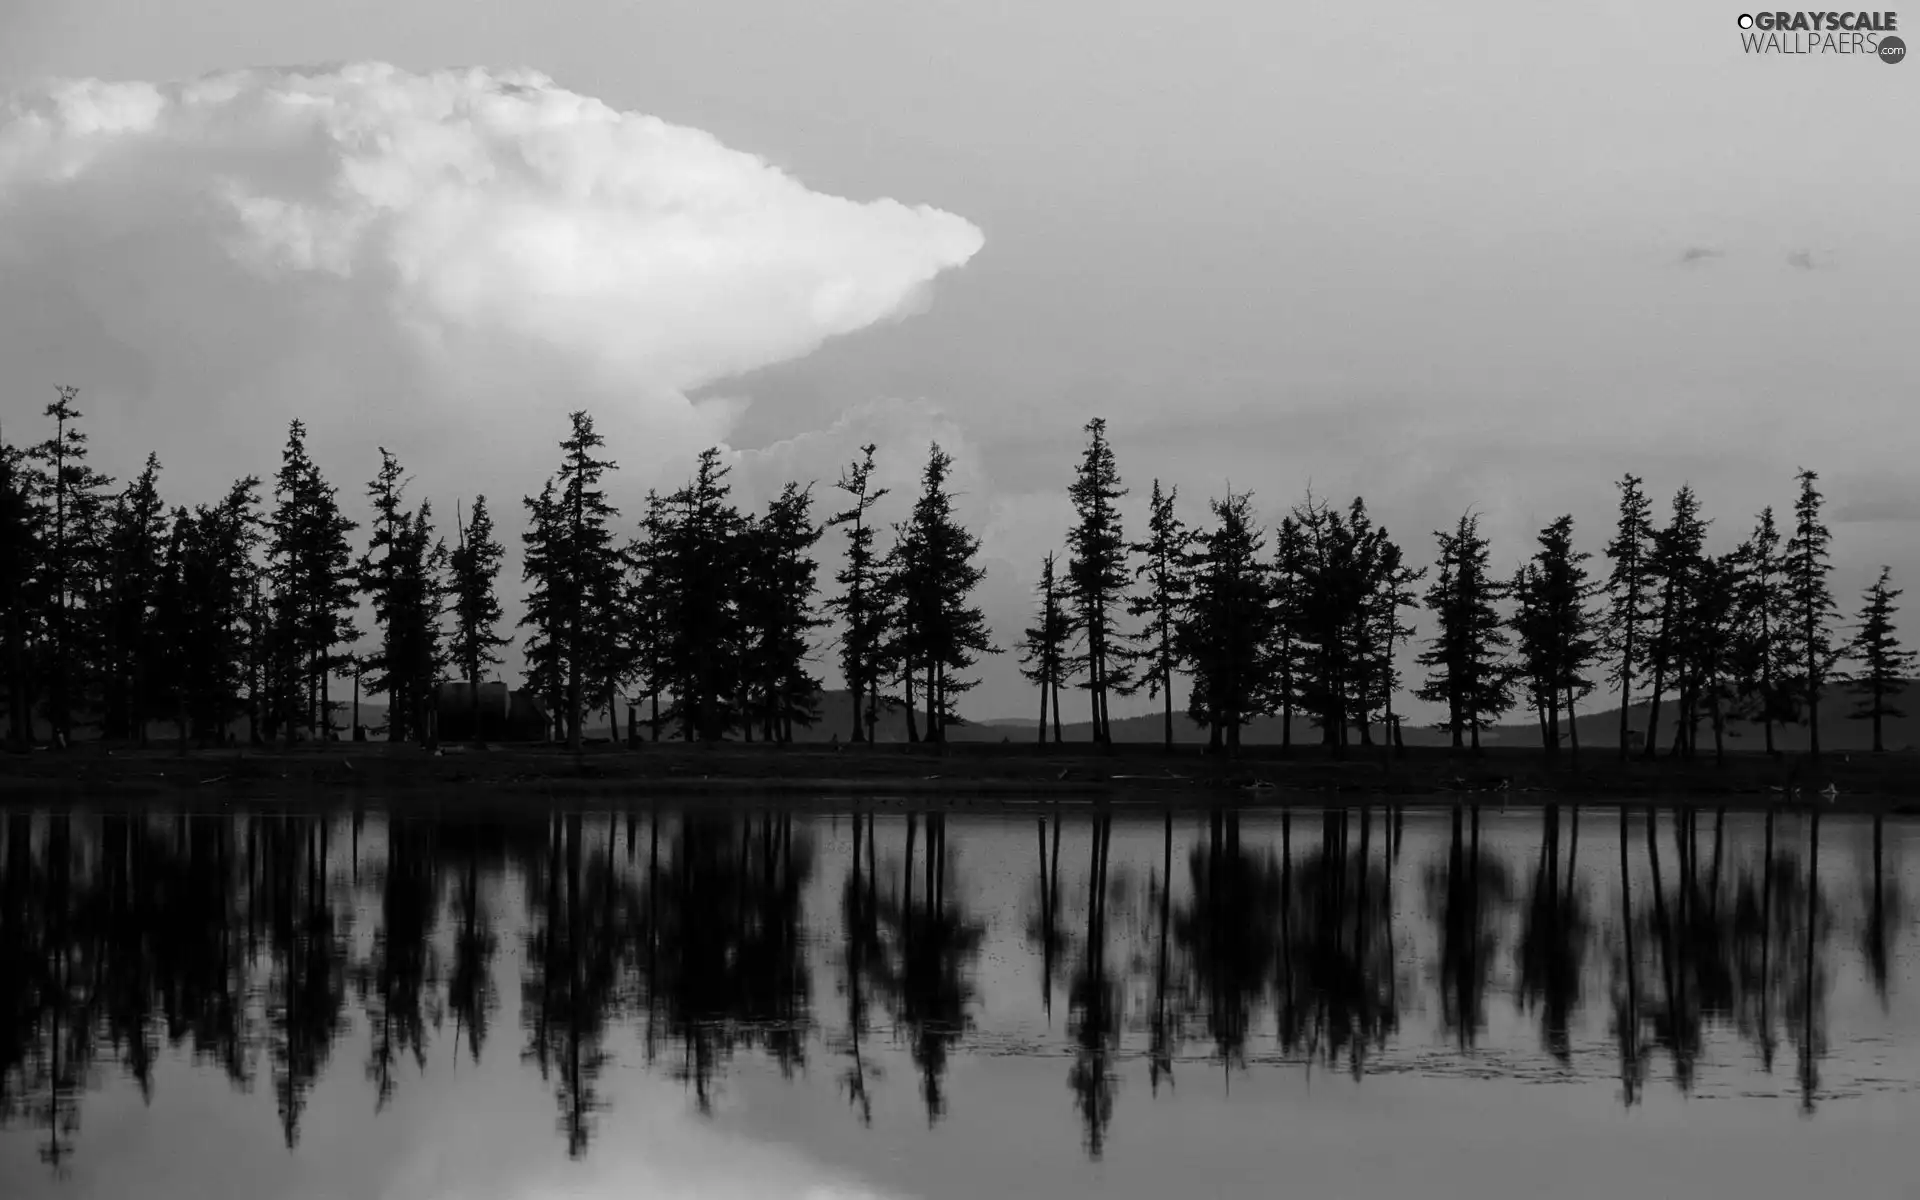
[
  {"x1": 1050, "y1": 671, "x2": 1063, "y2": 744},
  {"x1": 924, "y1": 662, "x2": 937, "y2": 745},
  {"x1": 851, "y1": 680, "x2": 866, "y2": 743},
  {"x1": 1163, "y1": 666, "x2": 1174, "y2": 749},
  {"x1": 1643, "y1": 590, "x2": 1672, "y2": 760},
  {"x1": 903, "y1": 664, "x2": 919, "y2": 744},
  {"x1": 4, "y1": 605, "x2": 26, "y2": 752},
  {"x1": 1565, "y1": 684, "x2": 1580, "y2": 764}
]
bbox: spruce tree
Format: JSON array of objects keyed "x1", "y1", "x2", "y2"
[
  {"x1": 1603, "y1": 474, "x2": 1657, "y2": 758},
  {"x1": 101, "y1": 454, "x2": 169, "y2": 742},
  {"x1": 738, "y1": 482, "x2": 824, "y2": 742},
  {"x1": 265, "y1": 420, "x2": 358, "y2": 741},
  {"x1": 826, "y1": 445, "x2": 890, "y2": 742},
  {"x1": 519, "y1": 478, "x2": 567, "y2": 742},
  {"x1": 1017, "y1": 551, "x2": 1074, "y2": 743},
  {"x1": 1730, "y1": 507, "x2": 1794, "y2": 755},
  {"x1": 1687, "y1": 551, "x2": 1746, "y2": 764},
  {"x1": 152, "y1": 506, "x2": 196, "y2": 746},
  {"x1": 387, "y1": 504, "x2": 449, "y2": 744},
  {"x1": 651, "y1": 448, "x2": 747, "y2": 740},
  {"x1": 1368, "y1": 535, "x2": 1425, "y2": 758},
  {"x1": 1640, "y1": 486, "x2": 1707, "y2": 758},
  {"x1": 1846, "y1": 566, "x2": 1914, "y2": 753},
  {"x1": 629, "y1": 490, "x2": 668, "y2": 739},
  {"x1": 358, "y1": 450, "x2": 422, "y2": 741},
  {"x1": 1510, "y1": 515, "x2": 1600, "y2": 757},
  {"x1": 1122, "y1": 480, "x2": 1191, "y2": 748},
  {"x1": 1416, "y1": 512, "x2": 1511, "y2": 751},
  {"x1": 1175, "y1": 490, "x2": 1275, "y2": 754},
  {"x1": 448, "y1": 495, "x2": 510, "y2": 745},
  {"x1": 892, "y1": 444, "x2": 993, "y2": 743},
  {"x1": 1270, "y1": 514, "x2": 1306, "y2": 754},
  {"x1": 0, "y1": 436, "x2": 40, "y2": 749},
  {"x1": 28, "y1": 386, "x2": 113, "y2": 745},
  {"x1": 1286, "y1": 494, "x2": 1401, "y2": 752},
  {"x1": 1785, "y1": 468, "x2": 1839, "y2": 759},
  {"x1": 1065, "y1": 418, "x2": 1130, "y2": 742}
]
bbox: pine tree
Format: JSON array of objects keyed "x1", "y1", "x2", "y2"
[
  {"x1": 1368, "y1": 536, "x2": 1425, "y2": 758},
  {"x1": 1416, "y1": 512, "x2": 1511, "y2": 751},
  {"x1": 629, "y1": 490, "x2": 668, "y2": 740},
  {"x1": 1065, "y1": 418, "x2": 1131, "y2": 742},
  {"x1": 1785, "y1": 468, "x2": 1839, "y2": 759},
  {"x1": 1603, "y1": 474, "x2": 1657, "y2": 758},
  {"x1": 1510, "y1": 515, "x2": 1600, "y2": 758},
  {"x1": 1176, "y1": 490, "x2": 1276, "y2": 754},
  {"x1": 150, "y1": 479, "x2": 262, "y2": 748},
  {"x1": 520, "y1": 412, "x2": 621, "y2": 751},
  {"x1": 826, "y1": 445, "x2": 891, "y2": 742},
  {"x1": 891, "y1": 444, "x2": 993, "y2": 743},
  {"x1": 358, "y1": 450, "x2": 423, "y2": 741},
  {"x1": 28, "y1": 386, "x2": 114, "y2": 744},
  {"x1": 651, "y1": 448, "x2": 748, "y2": 741},
  {"x1": 1729, "y1": 507, "x2": 1795, "y2": 755},
  {"x1": 387, "y1": 504, "x2": 449, "y2": 744},
  {"x1": 1270, "y1": 514, "x2": 1307, "y2": 754},
  {"x1": 151, "y1": 506, "x2": 195, "y2": 746},
  {"x1": 0, "y1": 435, "x2": 40, "y2": 750},
  {"x1": 1122, "y1": 480, "x2": 1191, "y2": 748},
  {"x1": 265, "y1": 420, "x2": 358, "y2": 741},
  {"x1": 1846, "y1": 566, "x2": 1914, "y2": 753},
  {"x1": 1017, "y1": 552, "x2": 1075, "y2": 743},
  {"x1": 1640, "y1": 486, "x2": 1707, "y2": 759},
  {"x1": 738, "y1": 482, "x2": 825, "y2": 743},
  {"x1": 100, "y1": 454, "x2": 169, "y2": 742},
  {"x1": 1687, "y1": 551, "x2": 1746, "y2": 765},
  {"x1": 1286, "y1": 494, "x2": 1402, "y2": 752},
  {"x1": 448, "y1": 495, "x2": 510, "y2": 745},
  {"x1": 519, "y1": 478, "x2": 567, "y2": 742}
]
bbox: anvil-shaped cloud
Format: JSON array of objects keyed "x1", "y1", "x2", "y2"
[{"x1": 0, "y1": 62, "x2": 984, "y2": 489}]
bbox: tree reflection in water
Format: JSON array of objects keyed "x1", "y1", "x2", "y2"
[{"x1": 0, "y1": 801, "x2": 1889, "y2": 1171}]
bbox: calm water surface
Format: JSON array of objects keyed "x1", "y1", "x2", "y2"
[{"x1": 2, "y1": 801, "x2": 1916, "y2": 1199}]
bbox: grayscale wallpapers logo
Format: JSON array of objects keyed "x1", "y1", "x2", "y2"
[{"x1": 1736, "y1": 11, "x2": 1905, "y2": 59}]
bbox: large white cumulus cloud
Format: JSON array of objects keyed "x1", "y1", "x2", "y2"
[{"x1": 0, "y1": 62, "x2": 984, "y2": 490}]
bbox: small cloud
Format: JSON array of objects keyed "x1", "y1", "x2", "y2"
[
  {"x1": 1785, "y1": 249, "x2": 1836, "y2": 271},
  {"x1": 1678, "y1": 246, "x2": 1723, "y2": 265}
]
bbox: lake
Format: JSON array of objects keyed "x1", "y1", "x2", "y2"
[{"x1": 2, "y1": 800, "x2": 1916, "y2": 1199}]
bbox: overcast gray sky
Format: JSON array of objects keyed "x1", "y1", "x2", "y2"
[{"x1": 2, "y1": 0, "x2": 1916, "y2": 721}]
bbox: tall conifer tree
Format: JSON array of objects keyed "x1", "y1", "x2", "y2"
[
  {"x1": 1846, "y1": 566, "x2": 1913, "y2": 753},
  {"x1": 1065, "y1": 418, "x2": 1130, "y2": 742}
]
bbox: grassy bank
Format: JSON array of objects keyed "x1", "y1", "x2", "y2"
[{"x1": 3, "y1": 739, "x2": 1920, "y2": 813}]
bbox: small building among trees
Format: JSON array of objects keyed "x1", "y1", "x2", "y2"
[{"x1": 434, "y1": 680, "x2": 550, "y2": 742}]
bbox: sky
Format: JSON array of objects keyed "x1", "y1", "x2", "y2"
[{"x1": 1, "y1": 0, "x2": 1916, "y2": 721}]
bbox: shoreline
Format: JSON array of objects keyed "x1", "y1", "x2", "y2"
[{"x1": 3, "y1": 741, "x2": 1918, "y2": 813}]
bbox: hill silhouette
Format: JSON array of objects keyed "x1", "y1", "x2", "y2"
[{"x1": 600, "y1": 682, "x2": 1919, "y2": 753}]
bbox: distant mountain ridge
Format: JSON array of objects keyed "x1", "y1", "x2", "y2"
[{"x1": 573, "y1": 682, "x2": 1920, "y2": 754}]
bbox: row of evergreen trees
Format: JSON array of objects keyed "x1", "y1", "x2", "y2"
[
  {"x1": 0, "y1": 392, "x2": 1911, "y2": 757},
  {"x1": 0, "y1": 391, "x2": 998, "y2": 752},
  {"x1": 0, "y1": 390, "x2": 509, "y2": 751},
  {"x1": 1018, "y1": 422, "x2": 1913, "y2": 758}
]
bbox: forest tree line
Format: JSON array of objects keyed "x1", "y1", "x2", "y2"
[{"x1": 0, "y1": 391, "x2": 1912, "y2": 758}]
